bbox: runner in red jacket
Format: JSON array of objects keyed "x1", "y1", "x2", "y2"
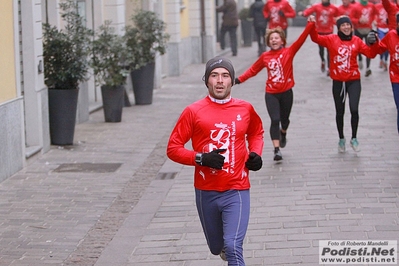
[
  {"x1": 167, "y1": 56, "x2": 264, "y2": 265},
  {"x1": 351, "y1": 0, "x2": 378, "y2": 76},
  {"x1": 235, "y1": 17, "x2": 315, "y2": 161},
  {"x1": 263, "y1": 0, "x2": 296, "y2": 37},
  {"x1": 370, "y1": 14, "x2": 399, "y2": 134},
  {"x1": 337, "y1": 0, "x2": 356, "y2": 17},
  {"x1": 310, "y1": 16, "x2": 379, "y2": 153},
  {"x1": 381, "y1": 0, "x2": 399, "y2": 30},
  {"x1": 375, "y1": 2, "x2": 389, "y2": 70},
  {"x1": 298, "y1": 0, "x2": 338, "y2": 75}
]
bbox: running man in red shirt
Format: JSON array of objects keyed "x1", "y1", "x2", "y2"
[
  {"x1": 234, "y1": 17, "x2": 315, "y2": 161},
  {"x1": 263, "y1": 0, "x2": 296, "y2": 38},
  {"x1": 310, "y1": 16, "x2": 379, "y2": 152},
  {"x1": 374, "y1": 1, "x2": 389, "y2": 70},
  {"x1": 167, "y1": 56, "x2": 264, "y2": 265},
  {"x1": 298, "y1": 0, "x2": 338, "y2": 76},
  {"x1": 369, "y1": 14, "x2": 399, "y2": 134},
  {"x1": 381, "y1": 0, "x2": 399, "y2": 30},
  {"x1": 351, "y1": 0, "x2": 378, "y2": 76},
  {"x1": 337, "y1": 0, "x2": 356, "y2": 17}
]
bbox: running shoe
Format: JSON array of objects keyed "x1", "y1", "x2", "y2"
[
  {"x1": 350, "y1": 138, "x2": 360, "y2": 152},
  {"x1": 338, "y1": 138, "x2": 346, "y2": 153},
  {"x1": 274, "y1": 149, "x2": 283, "y2": 161},
  {"x1": 280, "y1": 133, "x2": 287, "y2": 148},
  {"x1": 365, "y1": 69, "x2": 372, "y2": 77},
  {"x1": 219, "y1": 249, "x2": 227, "y2": 261},
  {"x1": 382, "y1": 61, "x2": 388, "y2": 71},
  {"x1": 379, "y1": 60, "x2": 383, "y2": 68},
  {"x1": 321, "y1": 61, "x2": 326, "y2": 73}
]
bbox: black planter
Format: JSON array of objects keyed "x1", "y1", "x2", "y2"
[
  {"x1": 101, "y1": 85, "x2": 124, "y2": 122},
  {"x1": 48, "y1": 88, "x2": 79, "y2": 145},
  {"x1": 131, "y1": 62, "x2": 155, "y2": 105},
  {"x1": 241, "y1": 19, "x2": 253, "y2": 47}
]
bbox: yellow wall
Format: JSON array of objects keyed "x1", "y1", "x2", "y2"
[
  {"x1": 180, "y1": 0, "x2": 189, "y2": 38},
  {"x1": 125, "y1": 0, "x2": 141, "y2": 26},
  {"x1": 0, "y1": 1, "x2": 17, "y2": 103}
]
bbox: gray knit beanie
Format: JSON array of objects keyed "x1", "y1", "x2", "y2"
[{"x1": 203, "y1": 56, "x2": 235, "y2": 85}]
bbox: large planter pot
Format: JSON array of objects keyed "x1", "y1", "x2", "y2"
[
  {"x1": 130, "y1": 61, "x2": 155, "y2": 105},
  {"x1": 48, "y1": 88, "x2": 79, "y2": 146},
  {"x1": 241, "y1": 19, "x2": 253, "y2": 47},
  {"x1": 101, "y1": 85, "x2": 124, "y2": 122}
]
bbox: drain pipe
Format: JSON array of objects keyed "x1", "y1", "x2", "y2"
[{"x1": 200, "y1": 0, "x2": 206, "y2": 63}]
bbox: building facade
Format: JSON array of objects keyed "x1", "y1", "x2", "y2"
[{"x1": 0, "y1": 0, "x2": 255, "y2": 181}]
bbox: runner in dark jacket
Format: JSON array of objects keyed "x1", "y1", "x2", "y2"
[
  {"x1": 216, "y1": 0, "x2": 239, "y2": 56},
  {"x1": 250, "y1": 0, "x2": 267, "y2": 56}
]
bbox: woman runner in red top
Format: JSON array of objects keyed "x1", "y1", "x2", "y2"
[
  {"x1": 235, "y1": 16, "x2": 315, "y2": 161},
  {"x1": 310, "y1": 16, "x2": 379, "y2": 153}
]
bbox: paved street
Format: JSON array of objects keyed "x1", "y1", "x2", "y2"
[{"x1": 1, "y1": 26, "x2": 398, "y2": 266}]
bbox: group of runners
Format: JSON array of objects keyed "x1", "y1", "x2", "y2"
[
  {"x1": 236, "y1": 0, "x2": 399, "y2": 161},
  {"x1": 165, "y1": 1, "x2": 399, "y2": 265}
]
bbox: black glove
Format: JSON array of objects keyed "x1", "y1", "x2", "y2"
[
  {"x1": 234, "y1": 78, "x2": 241, "y2": 85},
  {"x1": 366, "y1": 30, "x2": 378, "y2": 45},
  {"x1": 201, "y1": 149, "x2": 226, "y2": 169},
  {"x1": 245, "y1": 152, "x2": 262, "y2": 171},
  {"x1": 278, "y1": 10, "x2": 285, "y2": 17}
]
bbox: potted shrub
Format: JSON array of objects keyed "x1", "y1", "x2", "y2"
[
  {"x1": 239, "y1": 7, "x2": 253, "y2": 47},
  {"x1": 125, "y1": 10, "x2": 170, "y2": 105},
  {"x1": 90, "y1": 20, "x2": 131, "y2": 122},
  {"x1": 43, "y1": 0, "x2": 92, "y2": 145}
]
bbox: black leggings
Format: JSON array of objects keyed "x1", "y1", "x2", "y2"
[
  {"x1": 332, "y1": 80, "x2": 361, "y2": 139},
  {"x1": 265, "y1": 89, "x2": 293, "y2": 140}
]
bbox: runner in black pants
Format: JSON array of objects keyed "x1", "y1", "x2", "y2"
[
  {"x1": 332, "y1": 80, "x2": 361, "y2": 142},
  {"x1": 310, "y1": 16, "x2": 379, "y2": 152},
  {"x1": 235, "y1": 18, "x2": 315, "y2": 161},
  {"x1": 265, "y1": 89, "x2": 293, "y2": 144}
]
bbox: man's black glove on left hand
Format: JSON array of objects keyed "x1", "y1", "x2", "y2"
[
  {"x1": 245, "y1": 152, "x2": 262, "y2": 171},
  {"x1": 278, "y1": 10, "x2": 285, "y2": 17},
  {"x1": 234, "y1": 78, "x2": 241, "y2": 85},
  {"x1": 201, "y1": 149, "x2": 226, "y2": 169}
]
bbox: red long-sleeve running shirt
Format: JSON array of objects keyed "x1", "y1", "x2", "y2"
[
  {"x1": 351, "y1": 2, "x2": 378, "y2": 30},
  {"x1": 337, "y1": 3, "x2": 355, "y2": 17},
  {"x1": 310, "y1": 27, "x2": 378, "y2": 82},
  {"x1": 237, "y1": 22, "x2": 314, "y2": 94},
  {"x1": 374, "y1": 3, "x2": 389, "y2": 30},
  {"x1": 302, "y1": 3, "x2": 338, "y2": 34},
  {"x1": 167, "y1": 96, "x2": 264, "y2": 191},
  {"x1": 373, "y1": 30, "x2": 399, "y2": 83},
  {"x1": 263, "y1": 0, "x2": 296, "y2": 30},
  {"x1": 382, "y1": 0, "x2": 399, "y2": 30}
]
